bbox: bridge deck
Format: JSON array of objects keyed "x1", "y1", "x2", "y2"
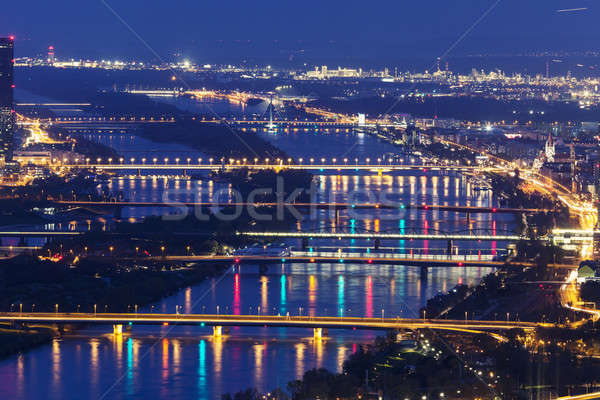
[{"x1": 0, "y1": 312, "x2": 545, "y2": 331}]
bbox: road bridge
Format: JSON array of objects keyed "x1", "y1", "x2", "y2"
[
  {"x1": 53, "y1": 200, "x2": 550, "y2": 215},
  {"x1": 58, "y1": 163, "x2": 490, "y2": 173},
  {"x1": 0, "y1": 312, "x2": 547, "y2": 339},
  {"x1": 239, "y1": 231, "x2": 523, "y2": 242}
]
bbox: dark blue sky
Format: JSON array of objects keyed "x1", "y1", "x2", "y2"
[{"x1": 1, "y1": 0, "x2": 598, "y2": 64}]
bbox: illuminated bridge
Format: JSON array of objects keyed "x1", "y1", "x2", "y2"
[
  {"x1": 53, "y1": 200, "x2": 551, "y2": 215},
  {"x1": 44, "y1": 116, "x2": 357, "y2": 128},
  {"x1": 238, "y1": 231, "x2": 524, "y2": 242},
  {"x1": 57, "y1": 162, "x2": 490, "y2": 173},
  {"x1": 0, "y1": 230, "x2": 523, "y2": 242},
  {"x1": 0, "y1": 312, "x2": 546, "y2": 338}
]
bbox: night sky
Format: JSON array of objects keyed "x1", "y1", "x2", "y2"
[{"x1": 1, "y1": 0, "x2": 598, "y2": 64}]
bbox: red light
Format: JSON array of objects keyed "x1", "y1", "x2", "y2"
[
  {"x1": 492, "y1": 207, "x2": 497, "y2": 212},
  {"x1": 423, "y1": 205, "x2": 429, "y2": 209},
  {"x1": 48, "y1": 46, "x2": 54, "y2": 50},
  {"x1": 367, "y1": 259, "x2": 373, "y2": 264},
  {"x1": 10, "y1": 85, "x2": 15, "y2": 89},
  {"x1": 9, "y1": 36, "x2": 14, "y2": 41},
  {"x1": 234, "y1": 257, "x2": 240, "y2": 263},
  {"x1": 458, "y1": 262, "x2": 463, "y2": 266}
]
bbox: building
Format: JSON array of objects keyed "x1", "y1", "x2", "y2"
[{"x1": 0, "y1": 36, "x2": 15, "y2": 163}]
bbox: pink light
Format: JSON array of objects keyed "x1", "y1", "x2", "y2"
[{"x1": 9, "y1": 36, "x2": 14, "y2": 41}]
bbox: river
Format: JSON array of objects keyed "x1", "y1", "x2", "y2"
[{"x1": 0, "y1": 102, "x2": 511, "y2": 399}]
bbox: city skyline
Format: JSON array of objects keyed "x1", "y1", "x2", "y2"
[{"x1": 1, "y1": 1, "x2": 599, "y2": 63}]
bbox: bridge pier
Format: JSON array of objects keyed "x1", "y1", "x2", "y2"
[
  {"x1": 213, "y1": 326, "x2": 222, "y2": 337},
  {"x1": 313, "y1": 327, "x2": 327, "y2": 340},
  {"x1": 113, "y1": 324, "x2": 123, "y2": 335},
  {"x1": 301, "y1": 237, "x2": 309, "y2": 250},
  {"x1": 446, "y1": 240, "x2": 453, "y2": 256},
  {"x1": 420, "y1": 266, "x2": 428, "y2": 280},
  {"x1": 374, "y1": 238, "x2": 381, "y2": 250}
]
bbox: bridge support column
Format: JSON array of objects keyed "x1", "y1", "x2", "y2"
[
  {"x1": 420, "y1": 266, "x2": 428, "y2": 281},
  {"x1": 113, "y1": 324, "x2": 123, "y2": 335},
  {"x1": 301, "y1": 237, "x2": 309, "y2": 251},
  {"x1": 213, "y1": 326, "x2": 222, "y2": 337},
  {"x1": 446, "y1": 240, "x2": 453, "y2": 256},
  {"x1": 374, "y1": 238, "x2": 381, "y2": 250},
  {"x1": 313, "y1": 327, "x2": 327, "y2": 340}
]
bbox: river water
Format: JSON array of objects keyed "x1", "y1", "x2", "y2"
[{"x1": 0, "y1": 101, "x2": 512, "y2": 399}]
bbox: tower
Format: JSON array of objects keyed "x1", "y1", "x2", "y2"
[
  {"x1": 0, "y1": 36, "x2": 15, "y2": 163},
  {"x1": 544, "y1": 132, "x2": 555, "y2": 162},
  {"x1": 266, "y1": 96, "x2": 277, "y2": 134},
  {"x1": 47, "y1": 46, "x2": 55, "y2": 65}
]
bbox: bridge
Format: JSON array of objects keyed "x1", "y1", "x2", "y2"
[
  {"x1": 56, "y1": 162, "x2": 490, "y2": 173},
  {"x1": 238, "y1": 231, "x2": 523, "y2": 242},
  {"x1": 0, "y1": 312, "x2": 547, "y2": 339},
  {"x1": 83, "y1": 254, "x2": 574, "y2": 270},
  {"x1": 0, "y1": 230, "x2": 522, "y2": 242},
  {"x1": 53, "y1": 200, "x2": 550, "y2": 215}
]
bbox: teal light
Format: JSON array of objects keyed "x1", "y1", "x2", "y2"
[
  {"x1": 200, "y1": 322, "x2": 205, "y2": 327},
  {"x1": 280, "y1": 275, "x2": 287, "y2": 314},
  {"x1": 281, "y1": 258, "x2": 286, "y2": 263}
]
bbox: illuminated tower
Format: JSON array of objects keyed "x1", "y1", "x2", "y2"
[
  {"x1": 47, "y1": 46, "x2": 55, "y2": 65},
  {"x1": 0, "y1": 36, "x2": 15, "y2": 163},
  {"x1": 544, "y1": 132, "x2": 555, "y2": 162}
]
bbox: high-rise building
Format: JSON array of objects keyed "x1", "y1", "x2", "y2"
[{"x1": 0, "y1": 36, "x2": 15, "y2": 163}]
